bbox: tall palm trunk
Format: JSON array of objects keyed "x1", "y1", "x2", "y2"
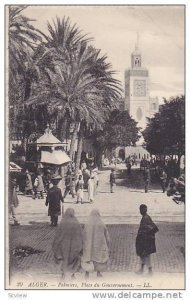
[
  {"x1": 22, "y1": 136, "x2": 27, "y2": 157},
  {"x1": 75, "y1": 131, "x2": 83, "y2": 175},
  {"x1": 69, "y1": 122, "x2": 79, "y2": 160},
  {"x1": 95, "y1": 148, "x2": 103, "y2": 170},
  {"x1": 57, "y1": 118, "x2": 67, "y2": 142},
  {"x1": 75, "y1": 121, "x2": 86, "y2": 174}
]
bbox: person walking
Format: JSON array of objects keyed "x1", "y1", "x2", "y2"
[
  {"x1": 110, "y1": 169, "x2": 116, "y2": 193},
  {"x1": 52, "y1": 208, "x2": 83, "y2": 279},
  {"x1": 127, "y1": 161, "x2": 132, "y2": 175},
  {"x1": 9, "y1": 176, "x2": 20, "y2": 226},
  {"x1": 160, "y1": 169, "x2": 167, "y2": 193},
  {"x1": 44, "y1": 169, "x2": 52, "y2": 192},
  {"x1": 71, "y1": 177, "x2": 76, "y2": 197},
  {"x1": 76, "y1": 175, "x2": 84, "y2": 204},
  {"x1": 66, "y1": 165, "x2": 72, "y2": 176},
  {"x1": 143, "y1": 167, "x2": 151, "y2": 193},
  {"x1": 134, "y1": 153, "x2": 138, "y2": 166},
  {"x1": 63, "y1": 173, "x2": 75, "y2": 200},
  {"x1": 83, "y1": 168, "x2": 90, "y2": 190},
  {"x1": 93, "y1": 168, "x2": 99, "y2": 196},
  {"x1": 76, "y1": 169, "x2": 83, "y2": 182},
  {"x1": 81, "y1": 209, "x2": 110, "y2": 279},
  {"x1": 88, "y1": 174, "x2": 95, "y2": 203},
  {"x1": 45, "y1": 175, "x2": 63, "y2": 226},
  {"x1": 81, "y1": 160, "x2": 87, "y2": 172},
  {"x1": 136, "y1": 204, "x2": 159, "y2": 275},
  {"x1": 25, "y1": 170, "x2": 34, "y2": 196},
  {"x1": 33, "y1": 171, "x2": 44, "y2": 199}
]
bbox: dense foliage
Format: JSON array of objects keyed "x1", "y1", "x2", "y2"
[
  {"x1": 143, "y1": 95, "x2": 185, "y2": 162},
  {"x1": 94, "y1": 110, "x2": 140, "y2": 151}
]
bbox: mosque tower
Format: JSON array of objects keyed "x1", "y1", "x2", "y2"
[
  {"x1": 124, "y1": 34, "x2": 159, "y2": 130},
  {"x1": 122, "y1": 34, "x2": 159, "y2": 159}
]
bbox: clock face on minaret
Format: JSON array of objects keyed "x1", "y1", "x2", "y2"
[{"x1": 134, "y1": 80, "x2": 146, "y2": 97}]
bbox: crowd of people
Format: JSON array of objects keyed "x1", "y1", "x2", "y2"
[
  {"x1": 9, "y1": 162, "x2": 100, "y2": 226},
  {"x1": 140, "y1": 156, "x2": 180, "y2": 179},
  {"x1": 9, "y1": 154, "x2": 185, "y2": 226},
  {"x1": 103, "y1": 154, "x2": 138, "y2": 167},
  {"x1": 139, "y1": 157, "x2": 185, "y2": 198},
  {"x1": 62, "y1": 164, "x2": 99, "y2": 204},
  {"x1": 12, "y1": 161, "x2": 99, "y2": 202},
  {"x1": 9, "y1": 155, "x2": 183, "y2": 280},
  {"x1": 106, "y1": 154, "x2": 184, "y2": 197},
  {"x1": 10, "y1": 173, "x2": 159, "y2": 279}
]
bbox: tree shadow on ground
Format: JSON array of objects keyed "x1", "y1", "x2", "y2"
[{"x1": 115, "y1": 169, "x2": 162, "y2": 191}]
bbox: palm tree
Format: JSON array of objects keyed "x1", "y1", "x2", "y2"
[
  {"x1": 25, "y1": 17, "x2": 89, "y2": 149},
  {"x1": 24, "y1": 16, "x2": 89, "y2": 146},
  {"x1": 8, "y1": 6, "x2": 44, "y2": 151},
  {"x1": 9, "y1": 6, "x2": 42, "y2": 103},
  {"x1": 26, "y1": 17, "x2": 122, "y2": 171}
]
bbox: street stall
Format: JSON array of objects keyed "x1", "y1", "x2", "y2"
[{"x1": 26, "y1": 126, "x2": 71, "y2": 190}]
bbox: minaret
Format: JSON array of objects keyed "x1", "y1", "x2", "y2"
[
  {"x1": 124, "y1": 34, "x2": 149, "y2": 129},
  {"x1": 123, "y1": 34, "x2": 159, "y2": 160},
  {"x1": 131, "y1": 32, "x2": 141, "y2": 68}
]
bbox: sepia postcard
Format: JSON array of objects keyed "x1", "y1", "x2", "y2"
[{"x1": 5, "y1": 4, "x2": 185, "y2": 293}]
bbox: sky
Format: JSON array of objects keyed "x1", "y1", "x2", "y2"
[{"x1": 22, "y1": 5, "x2": 185, "y2": 102}]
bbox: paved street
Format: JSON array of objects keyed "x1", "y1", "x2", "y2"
[
  {"x1": 15, "y1": 168, "x2": 184, "y2": 224},
  {"x1": 8, "y1": 168, "x2": 185, "y2": 289},
  {"x1": 9, "y1": 222, "x2": 184, "y2": 289}
]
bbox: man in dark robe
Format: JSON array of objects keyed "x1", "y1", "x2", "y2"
[
  {"x1": 143, "y1": 167, "x2": 151, "y2": 193},
  {"x1": 45, "y1": 175, "x2": 63, "y2": 226},
  {"x1": 136, "y1": 204, "x2": 159, "y2": 275},
  {"x1": 160, "y1": 169, "x2": 167, "y2": 193},
  {"x1": 110, "y1": 169, "x2": 116, "y2": 193},
  {"x1": 63, "y1": 173, "x2": 75, "y2": 199}
]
